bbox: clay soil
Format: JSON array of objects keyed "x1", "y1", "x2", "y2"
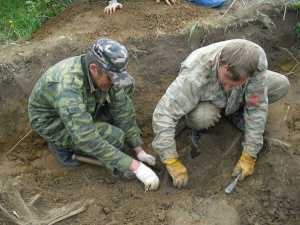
[{"x1": 0, "y1": 1, "x2": 300, "y2": 225}]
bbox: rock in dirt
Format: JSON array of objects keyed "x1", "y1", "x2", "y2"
[
  {"x1": 111, "y1": 196, "x2": 120, "y2": 204},
  {"x1": 158, "y1": 212, "x2": 166, "y2": 222}
]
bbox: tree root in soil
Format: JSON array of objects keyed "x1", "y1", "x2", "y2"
[{"x1": 0, "y1": 177, "x2": 94, "y2": 225}]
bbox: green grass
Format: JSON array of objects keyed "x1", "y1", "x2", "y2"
[
  {"x1": 0, "y1": 0, "x2": 73, "y2": 42},
  {"x1": 291, "y1": 1, "x2": 300, "y2": 38},
  {"x1": 291, "y1": 0, "x2": 300, "y2": 9},
  {"x1": 296, "y1": 23, "x2": 300, "y2": 38}
]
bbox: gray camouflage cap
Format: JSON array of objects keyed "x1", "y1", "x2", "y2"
[{"x1": 90, "y1": 38, "x2": 133, "y2": 87}]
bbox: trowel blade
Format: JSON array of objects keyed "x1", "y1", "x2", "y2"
[{"x1": 225, "y1": 173, "x2": 241, "y2": 194}]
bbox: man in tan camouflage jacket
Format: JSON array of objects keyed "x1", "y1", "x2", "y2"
[{"x1": 152, "y1": 39, "x2": 290, "y2": 188}]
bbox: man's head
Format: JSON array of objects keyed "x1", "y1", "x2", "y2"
[
  {"x1": 217, "y1": 64, "x2": 248, "y2": 92},
  {"x1": 218, "y1": 40, "x2": 262, "y2": 92},
  {"x1": 86, "y1": 38, "x2": 133, "y2": 91}
]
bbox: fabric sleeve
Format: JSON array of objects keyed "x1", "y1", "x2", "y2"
[
  {"x1": 152, "y1": 66, "x2": 205, "y2": 161},
  {"x1": 108, "y1": 86, "x2": 143, "y2": 148},
  {"x1": 242, "y1": 73, "x2": 268, "y2": 158},
  {"x1": 242, "y1": 46, "x2": 269, "y2": 158}
]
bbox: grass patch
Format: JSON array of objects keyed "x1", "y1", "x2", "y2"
[
  {"x1": 0, "y1": 0, "x2": 73, "y2": 42},
  {"x1": 296, "y1": 23, "x2": 300, "y2": 38},
  {"x1": 291, "y1": 1, "x2": 300, "y2": 38}
]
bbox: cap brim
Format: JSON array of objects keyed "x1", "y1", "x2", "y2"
[{"x1": 108, "y1": 71, "x2": 134, "y2": 88}]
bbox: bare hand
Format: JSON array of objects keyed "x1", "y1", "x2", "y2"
[
  {"x1": 104, "y1": 1, "x2": 123, "y2": 15},
  {"x1": 156, "y1": 0, "x2": 176, "y2": 6}
]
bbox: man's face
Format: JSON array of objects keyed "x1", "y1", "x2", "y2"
[
  {"x1": 90, "y1": 64, "x2": 113, "y2": 91},
  {"x1": 218, "y1": 64, "x2": 247, "y2": 92}
]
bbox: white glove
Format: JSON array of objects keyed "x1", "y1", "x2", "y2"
[
  {"x1": 156, "y1": 0, "x2": 176, "y2": 5},
  {"x1": 104, "y1": 0, "x2": 123, "y2": 14},
  {"x1": 136, "y1": 150, "x2": 156, "y2": 166},
  {"x1": 133, "y1": 163, "x2": 159, "y2": 191}
]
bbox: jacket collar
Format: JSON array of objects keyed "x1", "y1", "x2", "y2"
[{"x1": 81, "y1": 54, "x2": 97, "y2": 93}]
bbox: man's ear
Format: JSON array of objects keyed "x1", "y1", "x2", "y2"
[
  {"x1": 224, "y1": 64, "x2": 230, "y2": 71},
  {"x1": 89, "y1": 63, "x2": 98, "y2": 74}
]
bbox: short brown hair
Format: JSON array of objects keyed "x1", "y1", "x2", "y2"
[{"x1": 219, "y1": 40, "x2": 262, "y2": 80}]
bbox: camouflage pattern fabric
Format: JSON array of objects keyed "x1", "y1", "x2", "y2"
[
  {"x1": 28, "y1": 55, "x2": 142, "y2": 172},
  {"x1": 89, "y1": 38, "x2": 133, "y2": 88},
  {"x1": 152, "y1": 39, "x2": 289, "y2": 160}
]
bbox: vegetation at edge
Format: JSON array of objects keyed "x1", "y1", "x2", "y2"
[
  {"x1": 0, "y1": 0, "x2": 73, "y2": 42},
  {"x1": 292, "y1": 1, "x2": 300, "y2": 38}
]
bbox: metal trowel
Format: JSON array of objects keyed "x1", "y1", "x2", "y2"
[{"x1": 225, "y1": 173, "x2": 241, "y2": 194}]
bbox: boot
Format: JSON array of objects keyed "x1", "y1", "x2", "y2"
[
  {"x1": 230, "y1": 109, "x2": 245, "y2": 132},
  {"x1": 47, "y1": 143, "x2": 80, "y2": 167}
]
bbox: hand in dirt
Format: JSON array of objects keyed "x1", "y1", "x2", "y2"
[
  {"x1": 163, "y1": 158, "x2": 188, "y2": 188},
  {"x1": 156, "y1": 0, "x2": 176, "y2": 6},
  {"x1": 133, "y1": 162, "x2": 160, "y2": 191},
  {"x1": 134, "y1": 146, "x2": 156, "y2": 166},
  {"x1": 104, "y1": 0, "x2": 123, "y2": 15},
  {"x1": 232, "y1": 152, "x2": 256, "y2": 180}
]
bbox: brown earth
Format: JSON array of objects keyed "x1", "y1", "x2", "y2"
[{"x1": 0, "y1": 1, "x2": 300, "y2": 225}]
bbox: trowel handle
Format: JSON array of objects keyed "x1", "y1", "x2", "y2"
[{"x1": 72, "y1": 154, "x2": 103, "y2": 166}]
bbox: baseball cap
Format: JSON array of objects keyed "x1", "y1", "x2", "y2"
[{"x1": 90, "y1": 38, "x2": 133, "y2": 87}]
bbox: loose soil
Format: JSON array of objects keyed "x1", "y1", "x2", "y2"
[{"x1": 0, "y1": 1, "x2": 299, "y2": 225}]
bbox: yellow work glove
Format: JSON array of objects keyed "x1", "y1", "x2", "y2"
[
  {"x1": 232, "y1": 152, "x2": 256, "y2": 180},
  {"x1": 163, "y1": 159, "x2": 188, "y2": 188}
]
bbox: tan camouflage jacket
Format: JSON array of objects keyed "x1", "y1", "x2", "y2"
[{"x1": 152, "y1": 39, "x2": 268, "y2": 160}]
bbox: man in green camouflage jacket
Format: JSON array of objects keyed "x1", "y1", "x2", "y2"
[
  {"x1": 28, "y1": 38, "x2": 159, "y2": 191},
  {"x1": 152, "y1": 39, "x2": 290, "y2": 188}
]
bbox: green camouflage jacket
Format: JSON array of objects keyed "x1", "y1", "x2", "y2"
[{"x1": 28, "y1": 55, "x2": 142, "y2": 172}]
